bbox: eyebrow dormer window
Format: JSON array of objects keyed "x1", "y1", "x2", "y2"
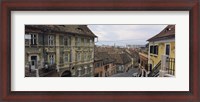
[
  {"x1": 77, "y1": 28, "x2": 83, "y2": 32},
  {"x1": 165, "y1": 28, "x2": 172, "y2": 32},
  {"x1": 167, "y1": 28, "x2": 171, "y2": 31}
]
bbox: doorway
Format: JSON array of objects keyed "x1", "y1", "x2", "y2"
[{"x1": 31, "y1": 56, "x2": 37, "y2": 70}]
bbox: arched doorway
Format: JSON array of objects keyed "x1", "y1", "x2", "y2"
[{"x1": 61, "y1": 70, "x2": 72, "y2": 77}]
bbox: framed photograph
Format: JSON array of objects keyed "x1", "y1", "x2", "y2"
[{"x1": 0, "y1": 0, "x2": 199, "y2": 102}]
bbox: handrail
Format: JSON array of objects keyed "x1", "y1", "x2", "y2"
[{"x1": 148, "y1": 61, "x2": 161, "y2": 77}]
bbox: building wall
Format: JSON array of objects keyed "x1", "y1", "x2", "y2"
[
  {"x1": 25, "y1": 30, "x2": 95, "y2": 77},
  {"x1": 56, "y1": 34, "x2": 95, "y2": 77},
  {"x1": 94, "y1": 60, "x2": 102, "y2": 76},
  {"x1": 148, "y1": 40, "x2": 175, "y2": 69},
  {"x1": 94, "y1": 61, "x2": 116, "y2": 77},
  {"x1": 170, "y1": 42, "x2": 175, "y2": 58},
  {"x1": 105, "y1": 63, "x2": 116, "y2": 76},
  {"x1": 138, "y1": 52, "x2": 148, "y2": 77}
]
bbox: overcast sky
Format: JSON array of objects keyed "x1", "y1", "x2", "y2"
[{"x1": 88, "y1": 25, "x2": 167, "y2": 46}]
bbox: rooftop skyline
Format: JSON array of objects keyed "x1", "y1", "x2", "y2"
[{"x1": 88, "y1": 25, "x2": 168, "y2": 46}]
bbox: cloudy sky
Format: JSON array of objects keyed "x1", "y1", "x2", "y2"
[{"x1": 88, "y1": 25, "x2": 167, "y2": 46}]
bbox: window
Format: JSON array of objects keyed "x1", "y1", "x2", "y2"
[
  {"x1": 48, "y1": 35, "x2": 54, "y2": 46},
  {"x1": 138, "y1": 59, "x2": 140, "y2": 63},
  {"x1": 84, "y1": 53, "x2": 87, "y2": 61},
  {"x1": 49, "y1": 55, "x2": 54, "y2": 65},
  {"x1": 149, "y1": 64, "x2": 152, "y2": 71},
  {"x1": 150, "y1": 46, "x2": 153, "y2": 53},
  {"x1": 84, "y1": 38, "x2": 87, "y2": 46},
  {"x1": 89, "y1": 39, "x2": 93, "y2": 46},
  {"x1": 154, "y1": 45, "x2": 158, "y2": 55},
  {"x1": 84, "y1": 67, "x2": 88, "y2": 74},
  {"x1": 166, "y1": 44, "x2": 170, "y2": 56},
  {"x1": 77, "y1": 28, "x2": 83, "y2": 32},
  {"x1": 96, "y1": 63, "x2": 100, "y2": 67},
  {"x1": 104, "y1": 65, "x2": 109, "y2": 71},
  {"x1": 78, "y1": 68, "x2": 82, "y2": 76},
  {"x1": 31, "y1": 34, "x2": 37, "y2": 45},
  {"x1": 76, "y1": 53, "x2": 81, "y2": 62},
  {"x1": 75, "y1": 37, "x2": 81, "y2": 46},
  {"x1": 64, "y1": 36, "x2": 71, "y2": 46},
  {"x1": 150, "y1": 45, "x2": 158, "y2": 55},
  {"x1": 60, "y1": 52, "x2": 63, "y2": 63},
  {"x1": 65, "y1": 53, "x2": 69, "y2": 62},
  {"x1": 88, "y1": 54, "x2": 92, "y2": 61}
]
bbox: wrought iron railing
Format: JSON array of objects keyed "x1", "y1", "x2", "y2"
[
  {"x1": 39, "y1": 64, "x2": 57, "y2": 77},
  {"x1": 148, "y1": 61, "x2": 161, "y2": 77},
  {"x1": 166, "y1": 58, "x2": 175, "y2": 75}
]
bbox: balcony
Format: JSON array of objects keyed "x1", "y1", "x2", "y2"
[{"x1": 165, "y1": 58, "x2": 175, "y2": 76}]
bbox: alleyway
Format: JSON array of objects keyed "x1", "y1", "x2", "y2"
[{"x1": 110, "y1": 68, "x2": 139, "y2": 77}]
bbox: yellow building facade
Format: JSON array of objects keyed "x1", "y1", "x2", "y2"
[
  {"x1": 148, "y1": 41, "x2": 175, "y2": 68},
  {"x1": 147, "y1": 25, "x2": 175, "y2": 76}
]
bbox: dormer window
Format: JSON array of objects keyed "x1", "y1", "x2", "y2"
[
  {"x1": 166, "y1": 28, "x2": 172, "y2": 31},
  {"x1": 77, "y1": 28, "x2": 83, "y2": 32},
  {"x1": 165, "y1": 28, "x2": 172, "y2": 32}
]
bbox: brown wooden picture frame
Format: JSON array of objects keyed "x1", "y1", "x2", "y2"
[{"x1": 0, "y1": 0, "x2": 199, "y2": 102}]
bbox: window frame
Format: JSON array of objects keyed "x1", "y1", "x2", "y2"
[
  {"x1": 84, "y1": 38, "x2": 87, "y2": 46},
  {"x1": 76, "y1": 52, "x2": 81, "y2": 62},
  {"x1": 48, "y1": 35, "x2": 54, "y2": 46},
  {"x1": 77, "y1": 37, "x2": 81, "y2": 46},
  {"x1": 165, "y1": 43, "x2": 171, "y2": 56},
  {"x1": 89, "y1": 39, "x2": 93, "y2": 46},
  {"x1": 65, "y1": 53, "x2": 69, "y2": 63},
  {"x1": 149, "y1": 44, "x2": 158, "y2": 56},
  {"x1": 30, "y1": 34, "x2": 38, "y2": 45},
  {"x1": 63, "y1": 36, "x2": 71, "y2": 46},
  {"x1": 49, "y1": 54, "x2": 55, "y2": 65}
]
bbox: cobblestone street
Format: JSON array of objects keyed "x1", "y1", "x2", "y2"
[{"x1": 110, "y1": 68, "x2": 139, "y2": 77}]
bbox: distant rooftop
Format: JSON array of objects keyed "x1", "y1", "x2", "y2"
[{"x1": 94, "y1": 51, "x2": 114, "y2": 64}]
